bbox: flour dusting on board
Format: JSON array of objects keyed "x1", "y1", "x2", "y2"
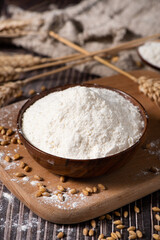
[
  {"x1": 38, "y1": 190, "x2": 87, "y2": 210},
  {"x1": 146, "y1": 139, "x2": 160, "y2": 160}
]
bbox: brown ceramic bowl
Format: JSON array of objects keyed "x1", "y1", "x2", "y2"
[
  {"x1": 137, "y1": 44, "x2": 160, "y2": 71},
  {"x1": 17, "y1": 84, "x2": 148, "y2": 178}
]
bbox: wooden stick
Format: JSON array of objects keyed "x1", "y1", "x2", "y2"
[
  {"x1": 23, "y1": 33, "x2": 160, "y2": 73},
  {"x1": 45, "y1": 33, "x2": 160, "y2": 64},
  {"x1": 22, "y1": 55, "x2": 92, "y2": 72},
  {"x1": 49, "y1": 31, "x2": 160, "y2": 82},
  {"x1": 42, "y1": 33, "x2": 160, "y2": 63},
  {"x1": 22, "y1": 58, "x2": 91, "y2": 86},
  {"x1": 49, "y1": 31, "x2": 137, "y2": 82},
  {"x1": 41, "y1": 53, "x2": 81, "y2": 63}
]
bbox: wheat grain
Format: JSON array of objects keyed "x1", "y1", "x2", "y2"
[
  {"x1": 15, "y1": 172, "x2": 25, "y2": 177},
  {"x1": 106, "y1": 214, "x2": 112, "y2": 220},
  {"x1": 99, "y1": 215, "x2": 105, "y2": 220},
  {"x1": 57, "y1": 231, "x2": 64, "y2": 239},
  {"x1": 154, "y1": 225, "x2": 160, "y2": 231},
  {"x1": 113, "y1": 220, "x2": 122, "y2": 225},
  {"x1": 123, "y1": 211, "x2": 128, "y2": 218},
  {"x1": 13, "y1": 153, "x2": 21, "y2": 160},
  {"x1": 127, "y1": 226, "x2": 136, "y2": 231},
  {"x1": 5, "y1": 156, "x2": 11, "y2": 162},
  {"x1": 111, "y1": 232, "x2": 118, "y2": 239},
  {"x1": 153, "y1": 234, "x2": 160, "y2": 240},
  {"x1": 35, "y1": 190, "x2": 42, "y2": 197},
  {"x1": 89, "y1": 229, "x2": 94, "y2": 236},
  {"x1": 134, "y1": 206, "x2": 140, "y2": 213},
  {"x1": 153, "y1": 207, "x2": 160, "y2": 212},
  {"x1": 91, "y1": 219, "x2": 96, "y2": 228},
  {"x1": 83, "y1": 228, "x2": 88, "y2": 236},
  {"x1": 116, "y1": 224, "x2": 125, "y2": 229},
  {"x1": 136, "y1": 230, "x2": 143, "y2": 238},
  {"x1": 115, "y1": 231, "x2": 121, "y2": 238},
  {"x1": 98, "y1": 234, "x2": 105, "y2": 240}
]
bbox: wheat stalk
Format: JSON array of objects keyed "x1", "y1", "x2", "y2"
[
  {"x1": 49, "y1": 31, "x2": 160, "y2": 106},
  {"x1": 0, "y1": 19, "x2": 30, "y2": 31},
  {"x1": 0, "y1": 65, "x2": 20, "y2": 82},
  {"x1": 0, "y1": 19, "x2": 31, "y2": 38},
  {"x1": 1, "y1": 32, "x2": 160, "y2": 81},
  {"x1": 0, "y1": 54, "x2": 47, "y2": 68},
  {"x1": 0, "y1": 81, "x2": 22, "y2": 106},
  {"x1": 0, "y1": 58, "x2": 90, "y2": 107}
]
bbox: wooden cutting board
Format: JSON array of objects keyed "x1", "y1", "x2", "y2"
[{"x1": 0, "y1": 70, "x2": 160, "y2": 224}]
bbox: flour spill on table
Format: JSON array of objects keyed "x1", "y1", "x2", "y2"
[
  {"x1": 3, "y1": 192, "x2": 14, "y2": 202},
  {"x1": 0, "y1": 212, "x2": 41, "y2": 232}
]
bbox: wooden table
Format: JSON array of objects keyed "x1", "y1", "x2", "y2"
[
  {"x1": 0, "y1": 62, "x2": 160, "y2": 239},
  {"x1": 0, "y1": 1, "x2": 160, "y2": 239}
]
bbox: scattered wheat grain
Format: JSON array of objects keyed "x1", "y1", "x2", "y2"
[
  {"x1": 136, "y1": 230, "x2": 143, "y2": 238},
  {"x1": 155, "y1": 214, "x2": 160, "y2": 221},
  {"x1": 89, "y1": 229, "x2": 94, "y2": 236},
  {"x1": 123, "y1": 211, "x2": 128, "y2": 218},
  {"x1": 91, "y1": 219, "x2": 96, "y2": 228},
  {"x1": 5, "y1": 155, "x2": 11, "y2": 162},
  {"x1": 134, "y1": 206, "x2": 140, "y2": 213},
  {"x1": 57, "y1": 232, "x2": 64, "y2": 239},
  {"x1": 153, "y1": 234, "x2": 160, "y2": 240},
  {"x1": 111, "y1": 232, "x2": 118, "y2": 239},
  {"x1": 83, "y1": 228, "x2": 88, "y2": 236},
  {"x1": 113, "y1": 220, "x2": 122, "y2": 225},
  {"x1": 15, "y1": 172, "x2": 25, "y2": 177},
  {"x1": 154, "y1": 225, "x2": 160, "y2": 231},
  {"x1": 116, "y1": 225, "x2": 125, "y2": 229},
  {"x1": 153, "y1": 207, "x2": 160, "y2": 212}
]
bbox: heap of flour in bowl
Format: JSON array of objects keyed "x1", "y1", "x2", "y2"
[{"x1": 22, "y1": 86, "x2": 144, "y2": 159}]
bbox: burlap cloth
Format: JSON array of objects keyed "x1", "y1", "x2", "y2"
[{"x1": 2, "y1": 0, "x2": 160, "y2": 76}]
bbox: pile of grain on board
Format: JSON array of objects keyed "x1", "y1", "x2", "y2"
[
  {"x1": 22, "y1": 86, "x2": 144, "y2": 159},
  {"x1": 138, "y1": 41, "x2": 160, "y2": 68}
]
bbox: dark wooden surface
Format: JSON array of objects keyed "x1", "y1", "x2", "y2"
[{"x1": 0, "y1": 1, "x2": 160, "y2": 239}]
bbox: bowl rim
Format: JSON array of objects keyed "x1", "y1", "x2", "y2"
[
  {"x1": 17, "y1": 83, "x2": 148, "y2": 162},
  {"x1": 137, "y1": 43, "x2": 160, "y2": 71}
]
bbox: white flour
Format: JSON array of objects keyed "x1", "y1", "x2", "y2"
[
  {"x1": 138, "y1": 41, "x2": 160, "y2": 68},
  {"x1": 3, "y1": 192, "x2": 14, "y2": 202},
  {"x1": 22, "y1": 86, "x2": 144, "y2": 159}
]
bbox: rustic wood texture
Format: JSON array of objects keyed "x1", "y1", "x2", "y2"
[{"x1": 0, "y1": 70, "x2": 160, "y2": 232}]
